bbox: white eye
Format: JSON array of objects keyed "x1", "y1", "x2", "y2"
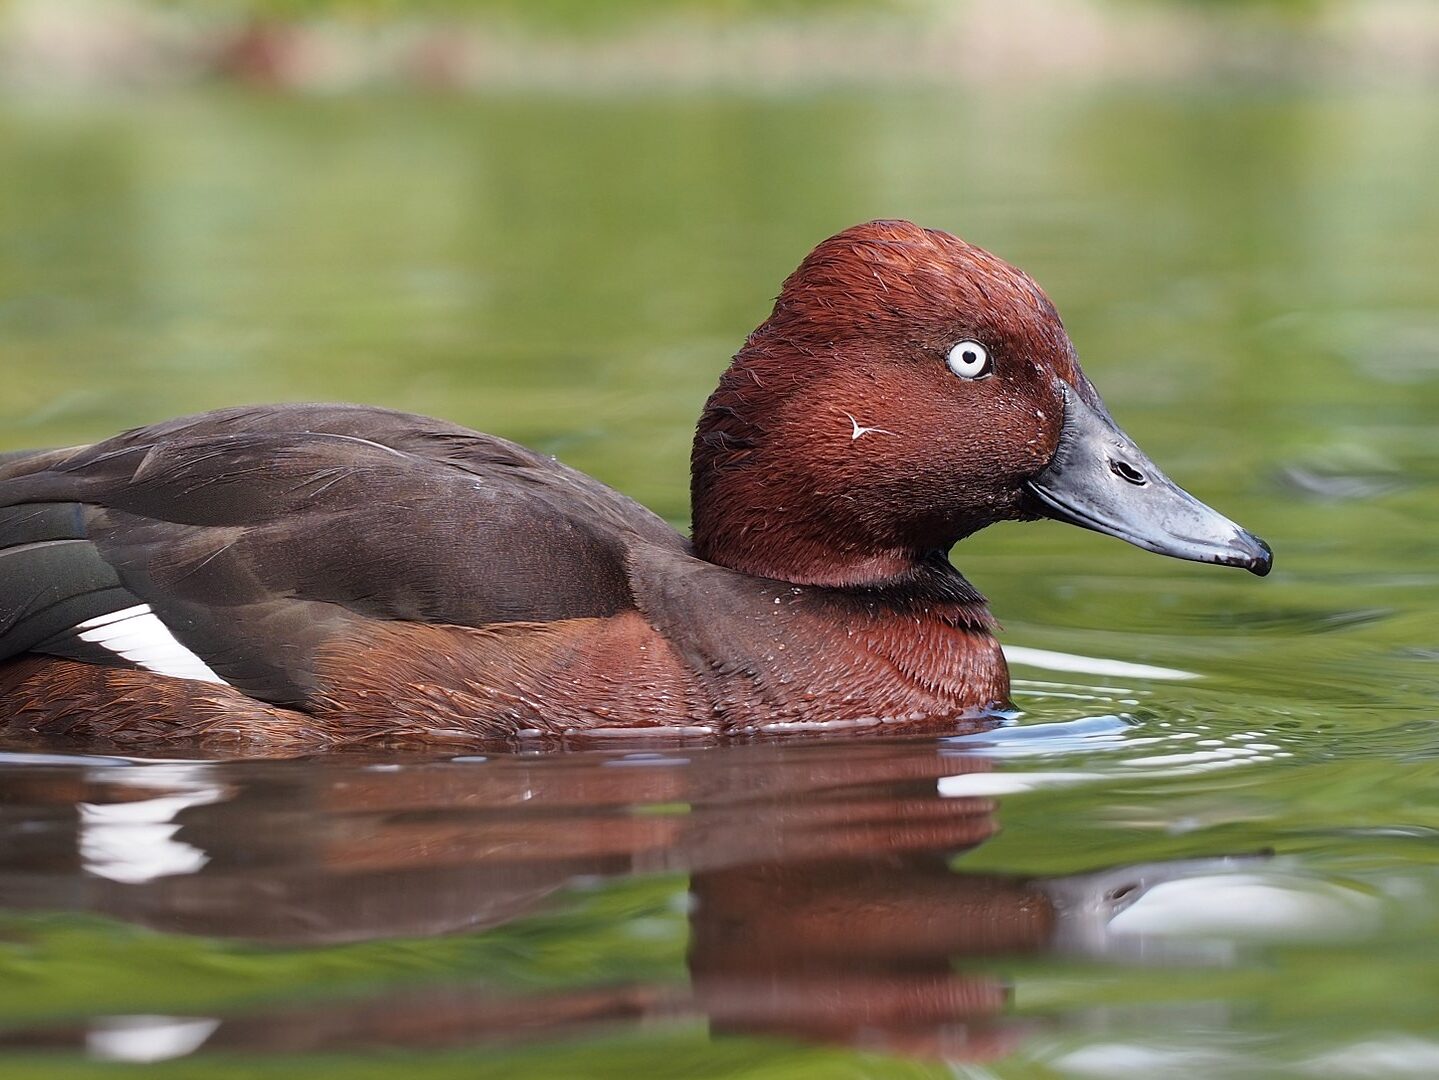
[{"x1": 946, "y1": 340, "x2": 992, "y2": 380}]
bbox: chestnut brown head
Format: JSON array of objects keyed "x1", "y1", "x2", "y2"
[{"x1": 691, "y1": 221, "x2": 1270, "y2": 588}]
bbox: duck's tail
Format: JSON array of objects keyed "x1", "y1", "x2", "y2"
[
  {"x1": 0, "y1": 447, "x2": 42, "y2": 470},
  {"x1": 0, "y1": 445, "x2": 141, "y2": 665},
  {"x1": 0, "y1": 445, "x2": 81, "y2": 478}
]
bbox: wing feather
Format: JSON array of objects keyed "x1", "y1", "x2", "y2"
[{"x1": 0, "y1": 405, "x2": 686, "y2": 708}]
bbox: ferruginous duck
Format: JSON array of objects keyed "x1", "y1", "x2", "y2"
[{"x1": 0, "y1": 220, "x2": 1270, "y2": 749}]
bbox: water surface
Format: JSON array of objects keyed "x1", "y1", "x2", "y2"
[{"x1": 2, "y1": 86, "x2": 1439, "y2": 1077}]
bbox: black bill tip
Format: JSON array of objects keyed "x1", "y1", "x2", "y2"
[{"x1": 1231, "y1": 532, "x2": 1273, "y2": 577}]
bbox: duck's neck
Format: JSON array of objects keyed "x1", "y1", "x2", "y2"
[
  {"x1": 689, "y1": 492, "x2": 995, "y2": 640},
  {"x1": 690, "y1": 483, "x2": 926, "y2": 587}
]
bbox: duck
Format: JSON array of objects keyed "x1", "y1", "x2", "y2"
[{"x1": 0, "y1": 220, "x2": 1270, "y2": 749}]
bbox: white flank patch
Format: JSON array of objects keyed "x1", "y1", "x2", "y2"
[{"x1": 75, "y1": 604, "x2": 227, "y2": 685}]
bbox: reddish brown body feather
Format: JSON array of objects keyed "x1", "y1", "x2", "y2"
[
  {"x1": 0, "y1": 654, "x2": 311, "y2": 748},
  {"x1": 1, "y1": 603, "x2": 1005, "y2": 749}
]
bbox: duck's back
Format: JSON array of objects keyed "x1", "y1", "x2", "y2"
[{"x1": 0, "y1": 404, "x2": 686, "y2": 712}]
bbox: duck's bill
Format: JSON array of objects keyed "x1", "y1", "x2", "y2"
[{"x1": 1025, "y1": 385, "x2": 1272, "y2": 576}]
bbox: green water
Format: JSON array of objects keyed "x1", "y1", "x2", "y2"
[{"x1": 2, "y1": 87, "x2": 1439, "y2": 1076}]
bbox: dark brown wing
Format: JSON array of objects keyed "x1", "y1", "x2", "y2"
[{"x1": 0, "y1": 404, "x2": 686, "y2": 707}]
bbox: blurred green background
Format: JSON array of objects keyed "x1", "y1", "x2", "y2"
[{"x1": 3, "y1": 2, "x2": 1439, "y2": 1078}]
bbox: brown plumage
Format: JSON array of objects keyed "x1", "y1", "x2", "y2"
[{"x1": 0, "y1": 220, "x2": 1269, "y2": 749}]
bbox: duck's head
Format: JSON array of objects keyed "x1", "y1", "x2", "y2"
[{"x1": 691, "y1": 220, "x2": 1271, "y2": 588}]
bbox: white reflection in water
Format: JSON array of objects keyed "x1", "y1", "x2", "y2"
[
  {"x1": 938, "y1": 770, "x2": 1102, "y2": 796},
  {"x1": 1301, "y1": 1037, "x2": 1439, "y2": 1077},
  {"x1": 78, "y1": 765, "x2": 227, "y2": 885},
  {"x1": 1039, "y1": 857, "x2": 1385, "y2": 965},
  {"x1": 1107, "y1": 872, "x2": 1382, "y2": 942},
  {"x1": 1055, "y1": 1041, "x2": 1244, "y2": 1078},
  {"x1": 944, "y1": 713, "x2": 1135, "y2": 757},
  {"x1": 1044, "y1": 1034, "x2": 1439, "y2": 1079},
  {"x1": 1004, "y1": 645, "x2": 1198, "y2": 681},
  {"x1": 87, "y1": 1015, "x2": 220, "y2": 1063}
]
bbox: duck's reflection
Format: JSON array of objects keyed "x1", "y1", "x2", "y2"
[{"x1": 0, "y1": 741, "x2": 1249, "y2": 1062}]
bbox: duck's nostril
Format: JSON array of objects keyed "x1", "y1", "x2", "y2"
[{"x1": 1110, "y1": 459, "x2": 1147, "y2": 486}]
